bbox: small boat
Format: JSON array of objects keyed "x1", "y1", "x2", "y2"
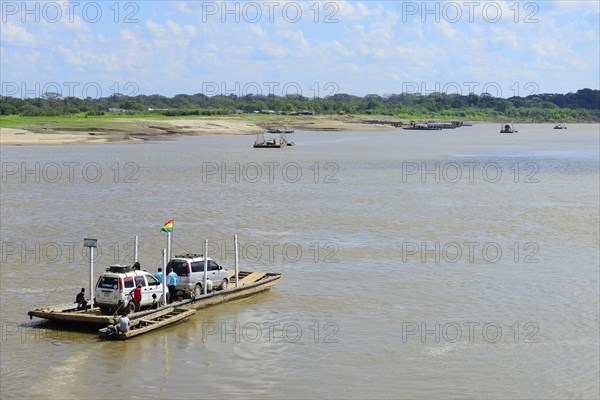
[
  {"x1": 500, "y1": 123, "x2": 517, "y2": 133},
  {"x1": 553, "y1": 124, "x2": 567, "y2": 129},
  {"x1": 253, "y1": 133, "x2": 285, "y2": 148},
  {"x1": 267, "y1": 127, "x2": 294, "y2": 134},
  {"x1": 280, "y1": 134, "x2": 295, "y2": 146},
  {"x1": 98, "y1": 307, "x2": 196, "y2": 340}
]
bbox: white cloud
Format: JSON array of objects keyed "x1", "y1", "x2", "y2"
[
  {"x1": 437, "y1": 21, "x2": 456, "y2": 38},
  {"x1": 336, "y1": 1, "x2": 384, "y2": 20},
  {"x1": 248, "y1": 25, "x2": 266, "y2": 38},
  {"x1": 1, "y1": 1, "x2": 596, "y2": 97},
  {"x1": 0, "y1": 49, "x2": 41, "y2": 65},
  {"x1": 120, "y1": 29, "x2": 140, "y2": 47},
  {"x1": 281, "y1": 30, "x2": 309, "y2": 51},
  {"x1": 165, "y1": 20, "x2": 196, "y2": 36},
  {"x1": 145, "y1": 19, "x2": 196, "y2": 47},
  {"x1": 329, "y1": 40, "x2": 355, "y2": 57},
  {"x1": 1, "y1": 24, "x2": 37, "y2": 47},
  {"x1": 146, "y1": 20, "x2": 167, "y2": 37}
]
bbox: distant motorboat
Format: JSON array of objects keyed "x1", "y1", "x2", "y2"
[
  {"x1": 268, "y1": 127, "x2": 294, "y2": 134},
  {"x1": 500, "y1": 123, "x2": 517, "y2": 133},
  {"x1": 553, "y1": 124, "x2": 567, "y2": 130}
]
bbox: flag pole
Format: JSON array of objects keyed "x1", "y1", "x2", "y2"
[
  {"x1": 234, "y1": 235, "x2": 239, "y2": 288},
  {"x1": 166, "y1": 231, "x2": 171, "y2": 263},
  {"x1": 89, "y1": 246, "x2": 94, "y2": 308},
  {"x1": 162, "y1": 248, "x2": 167, "y2": 306},
  {"x1": 134, "y1": 235, "x2": 139, "y2": 263}
]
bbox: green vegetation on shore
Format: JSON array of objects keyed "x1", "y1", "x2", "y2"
[{"x1": 1, "y1": 88, "x2": 598, "y2": 123}]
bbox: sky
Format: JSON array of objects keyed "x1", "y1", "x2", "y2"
[{"x1": 1, "y1": 0, "x2": 599, "y2": 99}]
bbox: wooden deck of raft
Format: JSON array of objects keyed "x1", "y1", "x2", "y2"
[{"x1": 28, "y1": 270, "x2": 282, "y2": 327}]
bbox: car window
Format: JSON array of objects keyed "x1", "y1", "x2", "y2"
[
  {"x1": 124, "y1": 277, "x2": 135, "y2": 289},
  {"x1": 146, "y1": 275, "x2": 159, "y2": 285},
  {"x1": 168, "y1": 260, "x2": 188, "y2": 276},
  {"x1": 98, "y1": 276, "x2": 118, "y2": 290},
  {"x1": 209, "y1": 260, "x2": 220, "y2": 271},
  {"x1": 191, "y1": 261, "x2": 205, "y2": 273},
  {"x1": 134, "y1": 276, "x2": 146, "y2": 287}
]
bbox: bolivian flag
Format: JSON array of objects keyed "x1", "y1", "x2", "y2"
[{"x1": 161, "y1": 219, "x2": 173, "y2": 232}]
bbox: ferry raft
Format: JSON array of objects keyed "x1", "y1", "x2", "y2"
[
  {"x1": 253, "y1": 132, "x2": 294, "y2": 147},
  {"x1": 28, "y1": 270, "x2": 282, "y2": 327}
]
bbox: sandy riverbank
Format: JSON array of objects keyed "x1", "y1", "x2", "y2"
[{"x1": 0, "y1": 115, "x2": 398, "y2": 146}]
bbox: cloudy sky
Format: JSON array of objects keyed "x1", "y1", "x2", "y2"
[{"x1": 1, "y1": 0, "x2": 598, "y2": 99}]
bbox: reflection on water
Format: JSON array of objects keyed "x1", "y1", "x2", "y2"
[{"x1": 1, "y1": 124, "x2": 599, "y2": 399}]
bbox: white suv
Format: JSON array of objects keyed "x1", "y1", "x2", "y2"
[
  {"x1": 95, "y1": 265, "x2": 165, "y2": 314},
  {"x1": 167, "y1": 254, "x2": 229, "y2": 297}
]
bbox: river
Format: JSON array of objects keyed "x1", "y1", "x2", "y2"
[{"x1": 1, "y1": 123, "x2": 598, "y2": 399}]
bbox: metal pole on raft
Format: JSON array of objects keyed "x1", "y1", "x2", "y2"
[
  {"x1": 90, "y1": 246, "x2": 94, "y2": 307},
  {"x1": 84, "y1": 238, "x2": 97, "y2": 308},
  {"x1": 234, "y1": 235, "x2": 239, "y2": 288},
  {"x1": 134, "y1": 235, "x2": 139, "y2": 263},
  {"x1": 162, "y1": 248, "x2": 167, "y2": 305},
  {"x1": 166, "y1": 231, "x2": 171, "y2": 264},
  {"x1": 203, "y1": 239, "x2": 208, "y2": 295}
]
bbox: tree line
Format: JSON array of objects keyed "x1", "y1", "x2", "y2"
[{"x1": 1, "y1": 88, "x2": 598, "y2": 122}]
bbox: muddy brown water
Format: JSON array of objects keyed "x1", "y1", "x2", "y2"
[{"x1": 1, "y1": 124, "x2": 598, "y2": 399}]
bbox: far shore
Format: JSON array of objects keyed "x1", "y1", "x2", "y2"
[
  {"x1": 0, "y1": 115, "x2": 407, "y2": 146},
  {"x1": 0, "y1": 114, "x2": 563, "y2": 146}
]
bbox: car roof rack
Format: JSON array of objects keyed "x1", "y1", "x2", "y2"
[
  {"x1": 106, "y1": 264, "x2": 133, "y2": 273},
  {"x1": 173, "y1": 253, "x2": 203, "y2": 259}
]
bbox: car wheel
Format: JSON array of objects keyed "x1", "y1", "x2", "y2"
[
  {"x1": 158, "y1": 294, "x2": 165, "y2": 307},
  {"x1": 127, "y1": 301, "x2": 136, "y2": 314},
  {"x1": 194, "y1": 284, "x2": 203, "y2": 298},
  {"x1": 220, "y1": 279, "x2": 228, "y2": 290}
]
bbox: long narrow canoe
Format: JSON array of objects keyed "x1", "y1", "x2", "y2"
[{"x1": 98, "y1": 307, "x2": 196, "y2": 340}]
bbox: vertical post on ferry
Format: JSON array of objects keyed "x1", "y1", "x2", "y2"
[
  {"x1": 84, "y1": 238, "x2": 98, "y2": 309},
  {"x1": 203, "y1": 239, "x2": 208, "y2": 295},
  {"x1": 234, "y1": 235, "x2": 239, "y2": 288},
  {"x1": 162, "y1": 248, "x2": 167, "y2": 306},
  {"x1": 134, "y1": 235, "x2": 139, "y2": 263},
  {"x1": 89, "y1": 246, "x2": 94, "y2": 307},
  {"x1": 166, "y1": 231, "x2": 171, "y2": 263}
]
